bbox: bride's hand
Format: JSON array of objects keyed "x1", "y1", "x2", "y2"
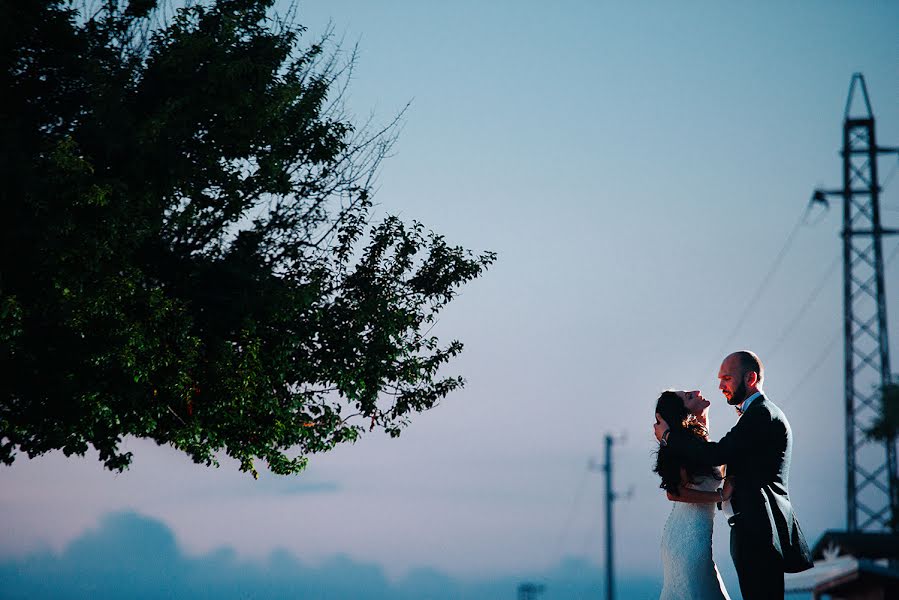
[
  {"x1": 653, "y1": 414, "x2": 669, "y2": 442},
  {"x1": 723, "y1": 475, "x2": 735, "y2": 501}
]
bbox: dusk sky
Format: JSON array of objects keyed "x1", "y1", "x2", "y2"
[{"x1": 2, "y1": 2, "x2": 898, "y2": 598}]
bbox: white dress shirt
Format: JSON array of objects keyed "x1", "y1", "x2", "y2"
[{"x1": 738, "y1": 390, "x2": 762, "y2": 415}]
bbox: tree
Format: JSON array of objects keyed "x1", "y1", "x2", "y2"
[
  {"x1": 866, "y1": 382, "x2": 899, "y2": 529},
  {"x1": 0, "y1": 0, "x2": 494, "y2": 476},
  {"x1": 867, "y1": 383, "x2": 899, "y2": 443}
]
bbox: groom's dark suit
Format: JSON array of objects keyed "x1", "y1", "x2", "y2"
[{"x1": 667, "y1": 394, "x2": 813, "y2": 599}]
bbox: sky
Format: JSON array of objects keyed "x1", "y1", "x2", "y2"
[{"x1": 2, "y1": 1, "x2": 898, "y2": 598}]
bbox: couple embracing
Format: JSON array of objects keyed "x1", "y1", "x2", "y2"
[{"x1": 652, "y1": 351, "x2": 813, "y2": 600}]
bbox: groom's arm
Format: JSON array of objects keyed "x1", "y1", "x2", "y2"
[
  {"x1": 667, "y1": 486, "x2": 726, "y2": 504},
  {"x1": 666, "y1": 468, "x2": 731, "y2": 504},
  {"x1": 666, "y1": 414, "x2": 754, "y2": 467}
]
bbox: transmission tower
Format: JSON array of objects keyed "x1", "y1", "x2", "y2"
[{"x1": 814, "y1": 73, "x2": 899, "y2": 532}]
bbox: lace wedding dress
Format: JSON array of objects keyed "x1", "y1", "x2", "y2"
[{"x1": 659, "y1": 472, "x2": 731, "y2": 600}]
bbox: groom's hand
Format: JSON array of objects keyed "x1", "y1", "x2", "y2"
[
  {"x1": 653, "y1": 413, "x2": 669, "y2": 442},
  {"x1": 723, "y1": 475, "x2": 735, "y2": 501}
]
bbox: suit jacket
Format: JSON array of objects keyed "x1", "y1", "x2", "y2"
[{"x1": 667, "y1": 394, "x2": 813, "y2": 573}]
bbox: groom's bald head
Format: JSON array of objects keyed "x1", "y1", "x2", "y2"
[
  {"x1": 719, "y1": 350, "x2": 764, "y2": 405},
  {"x1": 728, "y1": 351, "x2": 764, "y2": 385}
]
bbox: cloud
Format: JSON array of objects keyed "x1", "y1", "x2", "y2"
[{"x1": 0, "y1": 511, "x2": 663, "y2": 599}]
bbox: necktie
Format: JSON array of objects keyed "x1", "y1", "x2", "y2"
[{"x1": 735, "y1": 404, "x2": 743, "y2": 417}]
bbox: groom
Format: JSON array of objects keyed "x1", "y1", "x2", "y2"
[{"x1": 653, "y1": 351, "x2": 813, "y2": 599}]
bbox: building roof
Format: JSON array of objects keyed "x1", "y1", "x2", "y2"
[
  {"x1": 810, "y1": 529, "x2": 899, "y2": 561},
  {"x1": 785, "y1": 557, "x2": 899, "y2": 593}
]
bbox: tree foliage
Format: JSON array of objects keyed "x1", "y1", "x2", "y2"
[
  {"x1": 867, "y1": 383, "x2": 899, "y2": 442},
  {"x1": 0, "y1": 0, "x2": 494, "y2": 476},
  {"x1": 866, "y1": 382, "x2": 899, "y2": 529}
]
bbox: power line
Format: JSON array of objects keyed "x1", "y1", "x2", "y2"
[
  {"x1": 715, "y1": 96, "x2": 896, "y2": 379},
  {"x1": 781, "y1": 329, "x2": 841, "y2": 406},
  {"x1": 765, "y1": 253, "x2": 841, "y2": 361},
  {"x1": 714, "y1": 201, "x2": 818, "y2": 362},
  {"x1": 718, "y1": 155, "x2": 895, "y2": 368},
  {"x1": 881, "y1": 158, "x2": 899, "y2": 191},
  {"x1": 780, "y1": 239, "x2": 899, "y2": 407},
  {"x1": 577, "y1": 499, "x2": 602, "y2": 560},
  {"x1": 550, "y1": 464, "x2": 591, "y2": 561}
]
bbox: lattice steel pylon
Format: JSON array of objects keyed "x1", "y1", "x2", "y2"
[{"x1": 815, "y1": 73, "x2": 899, "y2": 532}]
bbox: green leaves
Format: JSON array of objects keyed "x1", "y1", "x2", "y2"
[
  {"x1": 1, "y1": 0, "x2": 493, "y2": 476},
  {"x1": 867, "y1": 383, "x2": 899, "y2": 442}
]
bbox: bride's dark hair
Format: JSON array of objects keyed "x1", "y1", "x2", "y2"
[{"x1": 652, "y1": 390, "x2": 720, "y2": 495}]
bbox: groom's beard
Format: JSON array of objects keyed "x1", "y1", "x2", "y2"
[{"x1": 729, "y1": 381, "x2": 748, "y2": 406}]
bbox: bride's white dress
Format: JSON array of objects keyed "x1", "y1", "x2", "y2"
[{"x1": 659, "y1": 472, "x2": 731, "y2": 600}]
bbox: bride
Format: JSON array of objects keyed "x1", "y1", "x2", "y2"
[{"x1": 653, "y1": 390, "x2": 733, "y2": 600}]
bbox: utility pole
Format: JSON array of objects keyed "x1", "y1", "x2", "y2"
[
  {"x1": 604, "y1": 435, "x2": 615, "y2": 600},
  {"x1": 591, "y1": 434, "x2": 632, "y2": 600},
  {"x1": 813, "y1": 73, "x2": 899, "y2": 532}
]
